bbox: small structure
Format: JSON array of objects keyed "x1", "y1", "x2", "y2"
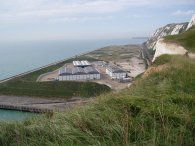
[
  {"x1": 58, "y1": 66, "x2": 100, "y2": 81},
  {"x1": 73, "y1": 60, "x2": 91, "y2": 68},
  {"x1": 106, "y1": 66, "x2": 127, "y2": 79},
  {"x1": 119, "y1": 77, "x2": 132, "y2": 83}
]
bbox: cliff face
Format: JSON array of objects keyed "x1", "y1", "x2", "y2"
[
  {"x1": 186, "y1": 14, "x2": 195, "y2": 30},
  {"x1": 145, "y1": 14, "x2": 195, "y2": 62},
  {"x1": 146, "y1": 14, "x2": 195, "y2": 51},
  {"x1": 152, "y1": 39, "x2": 187, "y2": 62},
  {"x1": 145, "y1": 23, "x2": 188, "y2": 50}
]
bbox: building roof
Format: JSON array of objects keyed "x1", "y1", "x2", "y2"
[
  {"x1": 84, "y1": 66, "x2": 99, "y2": 74},
  {"x1": 73, "y1": 61, "x2": 82, "y2": 66},
  {"x1": 107, "y1": 66, "x2": 126, "y2": 73},
  {"x1": 73, "y1": 60, "x2": 91, "y2": 67},
  {"x1": 59, "y1": 67, "x2": 72, "y2": 76},
  {"x1": 93, "y1": 61, "x2": 107, "y2": 66},
  {"x1": 72, "y1": 67, "x2": 85, "y2": 75}
]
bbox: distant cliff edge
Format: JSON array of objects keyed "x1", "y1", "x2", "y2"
[{"x1": 144, "y1": 14, "x2": 195, "y2": 62}]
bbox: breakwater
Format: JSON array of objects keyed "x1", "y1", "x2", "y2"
[{"x1": 0, "y1": 104, "x2": 53, "y2": 113}]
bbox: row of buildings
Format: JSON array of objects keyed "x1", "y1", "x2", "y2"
[
  {"x1": 58, "y1": 60, "x2": 128, "y2": 81},
  {"x1": 58, "y1": 66, "x2": 100, "y2": 81}
]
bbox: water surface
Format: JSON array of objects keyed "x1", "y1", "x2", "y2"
[{"x1": 0, "y1": 109, "x2": 36, "y2": 121}]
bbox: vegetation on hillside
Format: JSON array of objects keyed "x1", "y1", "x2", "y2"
[
  {"x1": 164, "y1": 26, "x2": 195, "y2": 53},
  {"x1": 0, "y1": 55, "x2": 194, "y2": 145},
  {"x1": 0, "y1": 56, "x2": 111, "y2": 98}
]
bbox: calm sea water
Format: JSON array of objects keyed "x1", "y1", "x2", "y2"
[
  {"x1": 0, "y1": 38, "x2": 146, "y2": 80},
  {"x1": 0, "y1": 109, "x2": 36, "y2": 121}
]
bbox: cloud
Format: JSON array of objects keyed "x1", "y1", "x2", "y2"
[
  {"x1": 0, "y1": 0, "x2": 152, "y2": 23},
  {"x1": 172, "y1": 10, "x2": 195, "y2": 16},
  {"x1": 0, "y1": 0, "x2": 195, "y2": 23}
]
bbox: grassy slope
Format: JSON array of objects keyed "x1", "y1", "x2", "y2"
[
  {"x1": 0, "y1": 55, "x2": 194, "y2": 146},
  {"x1": 164, "y1": 26, "x2": 195, "y2": 53},
  {"x1": 0, "y1": 56, "x2": 111, "y2": 98}
]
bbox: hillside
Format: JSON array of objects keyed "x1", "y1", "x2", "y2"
[{"x1": 0, "y1": 55, "x2": 194, "y2": 146}]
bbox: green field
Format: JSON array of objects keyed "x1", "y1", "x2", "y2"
[
  {"x1": 0, "y1": 55, "x2": 194, "y2": 145},
  {"x1": 164, "y1": 26, "x2": 195, "y2": 53},
  {"x1": 0, "y1": 56, "x2": 111, "y2": 98}
]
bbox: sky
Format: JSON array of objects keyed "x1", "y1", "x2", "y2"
[{"x1": 0, "y1": 0, "x2": 195, "y2": 42}]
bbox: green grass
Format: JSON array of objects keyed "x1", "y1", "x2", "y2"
[
  {"x1": 0, "y1": 55, "x2": 194, "y2": 145},
  {"x1": 86, "y1": 45, "x2": 141, "y2": 61},
  {"x1": 0, "y1": 56, "x2": 111, "y2": 98},
  {"x1": 0, "y1": 81, "x2": 111, "y2": 98},
  {"x1": 164, "y1": 26, "x2": 195, "y2": 53},
  {"x1": 152, "y1": 54, "x2": 175, "y2": 66}
]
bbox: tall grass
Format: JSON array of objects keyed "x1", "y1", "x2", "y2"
[{"x1": 0, "y1": 55, "x2": 194, "y2": 145}]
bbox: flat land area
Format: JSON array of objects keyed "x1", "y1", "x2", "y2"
[
  {"x1": 85, "y1": 44, "x2": 141, "y2": 61},
  {"x1": 0, "y1": 43, "x2": 146, "y2": 110},
  {"x1": 86, "y1": 44, "x2": 146, "y2": 78},
  {"x1": 92, "y1": 65, "x2": 129, "y2": 91},
  {"x1": 38, "y1": 44, "x2": 146, "y2": 90}
]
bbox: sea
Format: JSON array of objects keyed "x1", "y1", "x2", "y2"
[
  {"x1": 0, "y1": 38, "x2": 146, "y2": 80},
  {"x1": 0, "y1": 109, "x2": 36, "y2": 121}
]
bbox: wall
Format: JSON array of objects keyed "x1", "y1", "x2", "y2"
[{"x1": 59, "y1": 74, "x2": 100, "y2": 81}]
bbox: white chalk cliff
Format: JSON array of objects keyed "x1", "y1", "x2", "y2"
[
  {"x1": 145, "y1": 14, "x2": 195, "y2": 62},
  {"x1": 186, "y1": 14, "x2": 195, "y2": 30},
  {"x1": 152, "y1": 39, "x2": 188, "y2": 62},
  {"x1": 145, "y1": 23, "x2": 188, "y2": 50},
  {"x1": 145, "y1": 14, "x2": 195, "y2": 51}
]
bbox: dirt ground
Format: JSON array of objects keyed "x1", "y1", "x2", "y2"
[
  {"x1": 116, "y1": 57, "x2": 146, "y2": 78},
  {"x1": 92, "y1": 66, "x2": 129, "y2": 91},
  {"x1": 38, "y1": 70, "x2": 59, "y2": 82}
]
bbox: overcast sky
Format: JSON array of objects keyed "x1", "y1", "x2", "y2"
[{"x1": 0, "y1": 0, "x2": 194, "y2": 42}]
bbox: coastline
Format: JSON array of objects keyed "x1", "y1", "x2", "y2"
[
  {"x1": 0, "y1": 49, "x2": 96, "y2": 84},
  {"x1": 0, "y1": 43, "x2": 146, "y2": 84},
  {"x1": 0, "y1": 38, "x2": 147, "y2": 81},
  {"x1": 0, "y1": 43, "x2": 146, "y2": 113}
]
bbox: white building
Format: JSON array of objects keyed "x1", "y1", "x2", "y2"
[
  {"x1": 106, "y1": 66, "x2": 127, "y2": 79},
  {"x1": 73, "y1": 60, "x2": 91, "y2": 67},
  {"x1": 58, "y1": 66, "x2": 100, "y2": 81}
]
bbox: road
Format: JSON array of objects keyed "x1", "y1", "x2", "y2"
[{"x1": 141, "y1": 43, "x2": 153, "y2": 67}]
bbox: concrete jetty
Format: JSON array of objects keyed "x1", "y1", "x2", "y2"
[
  {"x1": 0, "y1": 104, "x2": 53, "y2": 113},
  {"x1": 0, "y1": 95, "x2": 90, "y2": 113}
]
